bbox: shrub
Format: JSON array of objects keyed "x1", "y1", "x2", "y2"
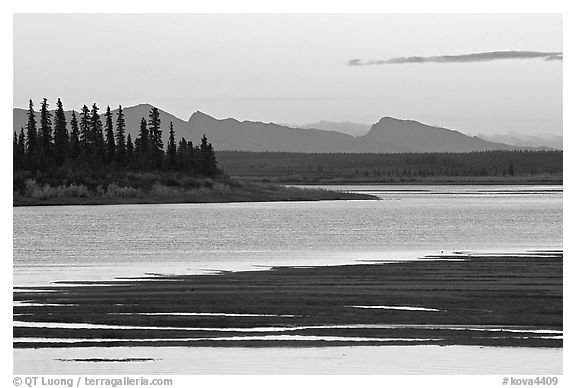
[
  {"x1": 211, "y1": 182, "x2": 231, "y2": 195},
  {"x1": 24, "y1": 179, "x2": 91, "y2": 199},
  {"x1": 150, "y1": 182, "x2": 181, "y2": 198},
  {"x1": 102, "y1": 184, "x2": 143, "y2": 199}
]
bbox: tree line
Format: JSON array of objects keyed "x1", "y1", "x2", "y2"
[
  {"x1": 13, "y1": 98, "x2": 221, "y2": 177},
  {"x1": 217, "y1": 150, "x2": 563, "y2": 180}
]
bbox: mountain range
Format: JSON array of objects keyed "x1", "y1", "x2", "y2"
[
  {"x1": 478, "y1": 132, "x2": 562, "y2": 151},
  {"x1": 13, "y1": 104, "x2": 553, "y2": 153},
  {"x1": 293, "y1": 120, "x2": 562, "y2": 150}
]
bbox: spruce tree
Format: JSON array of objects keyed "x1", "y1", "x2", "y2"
[
  {"x1": 200, "y1": 134, "x2": 219, "y2": 177},
  {"x1": 69, "y1": 111, "x2": 81, "y2": 160},
  {"x1": 166, "y1": 121, "x2": 177, "y2": 170},
  {"x1": 53, "y1": 98, "x2": 69, "y2": 166},
  {"x1": 177, "y1": 137, "x2": 187, "y2": 172},
  {"x1": 148, "y1": 107, "x2": 163, "y2": 169},
  {"x1": 13, "y1": 132, "x2": 20, "y2": 170},
  {"x1": 90, "y1": 103, "x2": 105, "y2": 167},
  {"x1": 115, "y1": 105, "x2": 126, "y2": 167},
  {"x1": 190, "y1": 141, "x2": 199, "y2": 173},
  {"x1": 79, "y1": 105, "x2": 91, "y2": 157},
  {"x1": 176, "y1": 138, "x2": 197, "y2": 174},
  {"x1": 25, "y1": 99, "x2": 38, "y2": 167},
  {"x1": 135, "y1": 118, "x2": 149, "y2": 170},
  {"x1": 104, "y1": 106, "x2": 116, "y2": 164},
  {"x1": 39, "y1": 98, "x2": 53, "y2": 161},
  {"x1": 207, "y1": 139, "x2": 218, "y2": 176},
  {"x1": 126, "y1": 133, "x2": 134, "y2": 168},
  {"x1": 18, "y1": 128, "x2": 26, "y2": 164}
]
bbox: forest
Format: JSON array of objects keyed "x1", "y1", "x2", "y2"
[
  {"x1": 13, "y1": 98, "x2": 223, "y2": 199},
  {"x1": 13, "y1": 99, "x2": 220, "y2": 177},
  {"x1": 217, "y1": 150, "x2": 563, "y2": 183}
]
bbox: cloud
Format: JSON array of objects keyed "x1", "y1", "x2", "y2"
[
  {"x1": 545, "y1": 53, "x2": 563, "y2": 61},
  {"x1": 348, "y1": 51, "x2": 563, "y2": 66}
]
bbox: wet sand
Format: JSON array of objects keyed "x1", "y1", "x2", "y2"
[{"x1": 13, "y1": 251, "x2": 562, "y2": 348}]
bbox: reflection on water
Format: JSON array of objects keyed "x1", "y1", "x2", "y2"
[{"x1": 13, "y1": 346, "x2": 562, "y2": 375}]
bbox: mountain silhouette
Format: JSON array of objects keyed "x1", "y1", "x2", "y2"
[
  {"x1": 362, "y1": 117, "x2": 516, "y2": 152},
  {"x1": 13, "y1": 104, "x2": 519, "y2": 153},
  {"x1": 479, "y1": 132, "x2": 562, "y2": 150}
]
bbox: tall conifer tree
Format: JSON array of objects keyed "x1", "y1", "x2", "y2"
[
  {"x1": 176, "y1": 137, "x2": 187, "y2": 172},
  {"x1": 126, "y1": 133, "x2": 134, "y2": 168},
  {"x1": 53, "y1": 98, "x2": 69, "y2": 165},
  {"x1": 69, "y1": 111, "x2": 81, "y2": 160},
  {"x1": 115, "y1": 105, "x2": 126, "y2": 167},
  {"x1": 148, "y1": 107, "x2": 163, "y2": 169},
  {"x1": 18, "y1": 128, "x2": 26, "y2": 162},
  {"x1": 79, "y1": 105, "x2": 91, "y2": 156},
  {"x1": 104, "y1": 106, "x2": 116, "y2": 164},
  {"x1": 135, "y1": 117, "x2": 149, "y2": 170},
  {"x1": 90, "y1": 103, "x2": 105, "y2": 166},
  {"x1": 25, "y1": 99, "x2": 38, "y2": 167},
  {"x1": 13, "y1": 132, "x2": 21, "y2": 170},
  {"x1": 167, "y1": 121, "x2": 177, "y2": 169},
  {"x1": 39, "y1": 98, "x2": 53, "y2": 161},
  {"x1": 200, "y1": 134, "x2": 219, "y2": 177}
]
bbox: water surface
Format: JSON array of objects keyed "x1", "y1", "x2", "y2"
[
  {"x1": 13, "y1": 185, "x2": 562, "y2": 286},
  {"x1": 13, "y1": 346, "x2": 562, "y2": 375}
]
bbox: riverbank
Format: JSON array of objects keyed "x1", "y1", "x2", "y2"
[
  {"x1": 13, "y1": 251, "x2": 562, "y2": 348},
  {"x1": 13, "y1": 177, "x2": 376, "y2": 206}
]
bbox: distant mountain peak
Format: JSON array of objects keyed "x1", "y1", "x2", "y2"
[
  {"x1": 188, "y1": 110, "x2": 216, "y2": 122},
  {"x1": 376, "y1": 116, "x2": 422, "y2": 125},
  {"x1": 129, "y1": 103, "x2": 155, "y2": 109},
  {"x1": 362, "y1": 115, "x2": 519, "y2": 152},
  {"x1": 371, "y1": 116, "x2": 458, "y2": 135}
]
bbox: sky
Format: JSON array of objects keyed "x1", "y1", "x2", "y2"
[{"x1": 13, "y1": 13, "x2": 562, "y2": 136}]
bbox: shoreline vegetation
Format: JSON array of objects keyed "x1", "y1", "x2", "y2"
[
  {"x1": 13, "y1": 172, "x2": 561, "y2": 207},
  {"x1": 13, "y1": 175, "x2": 376, "y2": 207},
  {"x1": 14, "y1": 251, "x2": 562, "y2": 349}
]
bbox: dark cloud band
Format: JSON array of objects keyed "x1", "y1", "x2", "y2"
[{"x1": 349, "y1": 51, "x2": 563, "y2": 66}]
